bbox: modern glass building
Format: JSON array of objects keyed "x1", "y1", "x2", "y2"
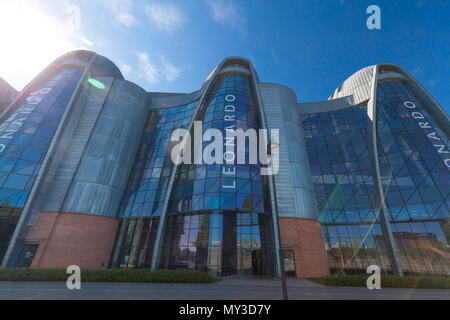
[{"x1": 0, "y1": 51, "x2": 448, "y2": 277}]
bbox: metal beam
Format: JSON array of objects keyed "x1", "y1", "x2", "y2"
[{"x1": 367, "y1": 65, "x2": 403, "y2": 276}]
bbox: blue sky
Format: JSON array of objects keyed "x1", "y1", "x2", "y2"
[{"x1": 0, "y1": 0, "x2": 448, "y2": 113}]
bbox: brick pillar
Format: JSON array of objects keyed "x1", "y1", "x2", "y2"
[
  {"x1": 279, "y1": 217, "x2": 329, "y2": 278},
  {"x1": 26, "y1": 212, "x2": 119, "y2": 269}
]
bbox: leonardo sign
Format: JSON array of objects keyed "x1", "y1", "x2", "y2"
[{"x1": 403, "y1": 100, "x2": 450, "y2": 168}]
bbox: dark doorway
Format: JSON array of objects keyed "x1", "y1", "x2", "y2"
[
  {"x1": 251, "y1": 250, "x2": 263, "y2": 275},
  {"x1": 17, "y1": 244, "x2": 39, "y2": 267},
  {"x1": 283, "y1": 249, "x2": 296, "y2": 277}
]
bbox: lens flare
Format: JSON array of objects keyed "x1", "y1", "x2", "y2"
[
  {"x1": 337, "y1": 167, "x2": 394, "y2": 274},
  {"x1": 87, "y1": 78, "x2": 106, "y2": 89},
  {"x1": 329, "y1": 167, "x2": 395, "y2": 275},
  {"x1": 423, "y1": 243, "x2": 450, "y2": 262},
  {"x1": 318, "y1": 178, "x2": 343, "y2": 221}
]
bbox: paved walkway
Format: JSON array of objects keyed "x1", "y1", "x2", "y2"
[{"x1": 0, "y1": 278, "x2": 448, "y2": 300}]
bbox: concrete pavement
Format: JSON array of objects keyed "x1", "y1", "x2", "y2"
[{"x1": 0, "y1": 278, "x2": 448, "y2": 300}]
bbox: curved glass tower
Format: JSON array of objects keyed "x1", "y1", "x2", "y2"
[
  {"x1": 161, "y1": 65, "x2": 274, "y2": 276},
  {"x1": 112, "y1": 59, "x2": 276, "y2": 276},
  {"x1": 0, "y1": 50, "x2": 141, "y2": 268},
  {"x1": 0, "y1": 53, "x2": 86, "y2": 264},
  {"x1": 302, "y1": 64, "x2": 449, "y2": 276},
  {"x1": 375, "y1": 79, "x2": 449, "y2": 275}
]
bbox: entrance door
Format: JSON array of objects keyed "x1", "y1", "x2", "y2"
[
  {"x1": 251, "y1": 250, "x2": 263, "y2": 275},
  {"x1": 283, "y1": 250, "x2": 296, "y2": 277},
  {"x1": 17, "y1": 244, "x2": 39, "y2": 267},
  {"x1": 237, "y1": 248, "x2": 252, "y2": 275},
  {"x1": 236, "y1": 249, "x2": 263, "y2": 276}
]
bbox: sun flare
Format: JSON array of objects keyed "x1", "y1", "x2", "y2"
[{"x1": 0, "y1": 1, "x2": 88, "y2": 90}]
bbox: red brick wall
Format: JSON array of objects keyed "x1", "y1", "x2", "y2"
[
  {"x1": 26, "y1": 212, "x2": 119, "y2": 270},
  {"x1": 279, "y1": 217, "x2": 329, "y2": 278}
]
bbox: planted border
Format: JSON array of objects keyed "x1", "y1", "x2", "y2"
[
  {"x1": 308, "y1": 275, "x2": 450, "y2": 289},
  {"x1": 0, "y1": 268, "x2": 220, "y2": 283}
]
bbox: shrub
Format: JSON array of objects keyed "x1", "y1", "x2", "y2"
[
  {"x1": 0, "y1": 268, "x2": 220, "y2": 284},
  {"x1": 308, "y1": 275, "x2": 450, "y2": 289}
]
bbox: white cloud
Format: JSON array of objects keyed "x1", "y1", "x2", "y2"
[
  {"x1": 159, "y1": 55, "x2": 181, "y2": 81},
  {"x1": 109, "y1": 0, "x2": 138, "y2": 28},
  {"x1": 144, "y1": 2, "x2": 184, "y2": 32},
  {"x1": 136, "y1": 53, "x2": 181, "y2": 84},
  {"x1": 137, "y1": 52, "x2": 160, "y2": 84},
  {"x1": 119, "y1": 62, "x2": 133, "y2": 77},
  {"x1": 81, "y1": 37, "x2": 94, "y2": 47},
  {"x1": 116, "y1": 13, "x2": 138, "y2": 27},
  {"x1": 206, "y1": 0, "x2": 244, "y2": 34}
]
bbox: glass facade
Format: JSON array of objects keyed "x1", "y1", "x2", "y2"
[
  {"x1": 113, "y1": 71, "x2": 276, "y2": 276},
  {"x1": 160, "y1": 73, "x2": 274, "y2": 276},
  {"x1": 114, "y1": 218, "x2": 159, "y2": 269},
  {"x1": 302, "y1": 105, "x2": 392, "y2": 274},
  {"x1": 376, "y1": 80, "x2": 449, "y2": 275},
  {"x1": 168, "y1": 73, "x2": 269, "y2": 216},
  {"x1": 0, "y1": 67, "x2": 83, "y2": 263},
  {"x1": 158, "y1": 212, "x2": 273, "y2": 276},
  {"x1": 302, "y1": 80, "x2": 450, "y2": 276},
  {"x1": 111, "y1": 101, "x2": 198, "y2": 269},
  {"x1": 115, "y1": 212, "x2": 274, "y2": 276},
  {"x1": 119, "y1": 101, "x2": 198, "y2": 219}
]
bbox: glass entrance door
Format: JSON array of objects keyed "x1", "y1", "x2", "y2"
[{"x1": 283, "y1": 250, "x2": 296, "y2": 277}]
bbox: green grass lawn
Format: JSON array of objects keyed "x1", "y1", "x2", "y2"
[
  {"x1": 0, "y1": 268, "x2": 220, "y2": 283},
  {"x1": 308, "y1": 275, "x2": 450, "y2": 289}
]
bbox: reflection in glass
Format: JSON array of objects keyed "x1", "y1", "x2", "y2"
[{"x1": 302, "y1": 80, "x2": 449, "y2": 276}]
